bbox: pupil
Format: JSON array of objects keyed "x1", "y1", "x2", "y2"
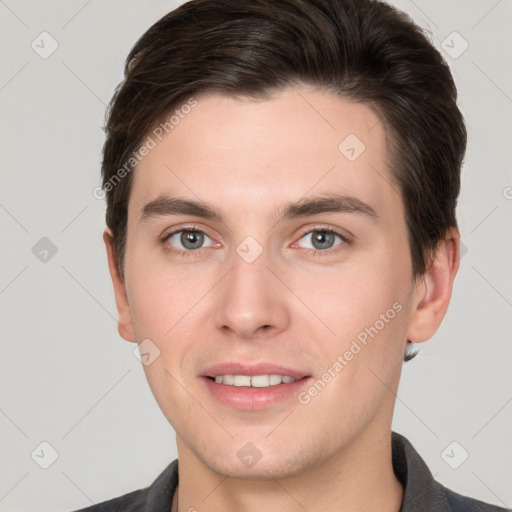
[
  {"x1": 182, "y1": 231, "x2": 203, "y2": 249},
  {"x1": 313, "y1": 231, "x2": 333, "y2": 249}
]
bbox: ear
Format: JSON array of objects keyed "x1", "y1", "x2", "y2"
[
  {"x1": 103, "y1": 228, "x2": 137, "y2": 343},
  {"x1": 407, "y1": 227, "x2": 460, "y2": 343}
]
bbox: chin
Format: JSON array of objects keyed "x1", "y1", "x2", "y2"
[
  {"x1": 195, "y1": 441, "x2": 318, "y2": 481},
  {"x1": 209, "y1": 459, "x2": 308, "y2": 481}
]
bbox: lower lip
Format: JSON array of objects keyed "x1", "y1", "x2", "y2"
[{"x1": 201, "y1": 376, "x2": 312, "y2": 411}]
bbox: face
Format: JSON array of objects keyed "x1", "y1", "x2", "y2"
[{"x1": 106, "y1": 86, "x2": 445, "y2": 479}]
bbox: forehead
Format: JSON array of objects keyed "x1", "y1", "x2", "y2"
[{"x1": 129, "y1": 87, "x2": 400, "y2": 224}]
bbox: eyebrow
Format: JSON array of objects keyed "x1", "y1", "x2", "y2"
[{"x1": 139, "y1": 194, "x2": 378, "y2": 223}]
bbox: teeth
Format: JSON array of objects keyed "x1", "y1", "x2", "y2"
[
  {"x1": 234, "y1": 375, "x2": 251, "y2": 387},
  {"x1": 213, "y1": 374, "x2": 297, "y2": 387},
  {"x1": 269, "y1": 375, "x2": 282, "y2": 385},
  {"x1": 222, "y1": 375, "x2": 234, "y2": 385},
  {"x1": 251, "y1": 375, "x2": 269, "y2": 387}
]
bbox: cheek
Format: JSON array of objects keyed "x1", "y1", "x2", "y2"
[
  {"x1": 124, "y1": 258, "x2": 221, "y2": 404},
  {"x1": 300, "y1": 260, "x2": 410, "y2": 423},
  {"x1": 127, "y1": 275, "x2": 202, "y2": 343},
  {"x1": 297, "y1": 243, "x2": 412, "y2": 395},
  {"x1": 302, "y1": 254, "x2": 409, "y2": 337},
  {"x1": 124, "y1": 237, "x2": 202, "y2": 338},
  {"x1": 126, "y1": 277, "x2": 170, "y2": 339}
]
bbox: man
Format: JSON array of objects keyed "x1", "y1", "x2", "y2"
[{"x1": 74, "y1": 0, "x2": 509, "y2": 510}]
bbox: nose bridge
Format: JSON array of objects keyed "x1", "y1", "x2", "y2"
[
  {"x1": 232, "y1": 236, "x2": 270, "y2": 290},
  {"x1": 213, "y1": 235, "x2": 289, "y2": 337}
]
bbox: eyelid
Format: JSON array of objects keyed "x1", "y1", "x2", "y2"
[
  {"x1": 160, "y1": 223, "x2": 352, "y2": 255},
  {"x1": 161, "y1": 223, "x2": 215, "y2": 240},
  {"x1": 293, "y1": 224, "x2": 352, "y2": 244},
  {"x1": 160, "y1": 224, "x2": 220, "y2": 254}
]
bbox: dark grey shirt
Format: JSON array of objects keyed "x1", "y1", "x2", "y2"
[{"x1": 71, "y1": 432, "x2": 509, "y2": 511}]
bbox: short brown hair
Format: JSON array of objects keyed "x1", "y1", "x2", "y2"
[{"x1": 101, "y1": 0, "x2": 467, "y2": 359}]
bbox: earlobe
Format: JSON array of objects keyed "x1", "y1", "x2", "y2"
[
  {"x1": 407, "y1": 228, "x2": 460, "y2": 343},
  {"x1": 103, "y1": 228, "x2": 137, "y2": 343}
]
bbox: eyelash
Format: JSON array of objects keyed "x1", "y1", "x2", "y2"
[{"x1": 160, "y1": 225, "x2": 351, "y2": 259}]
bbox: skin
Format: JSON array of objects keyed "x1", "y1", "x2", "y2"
[{"x1": 104, "y1": 86, "x2": 459, "y2": 512}]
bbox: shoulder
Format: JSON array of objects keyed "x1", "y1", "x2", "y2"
[
  {"x1": 439, "y1": 483, "x2": 511, "y2": 512},
  {"x1": 69, "y1": 488, "x2": 148, "y2": 512},
  {"x1": 391, "y1": 432, "x2": 510, "y2": 512},
  {"x1": 67, "y1": 459, "x2": 178, "y2": 512}
]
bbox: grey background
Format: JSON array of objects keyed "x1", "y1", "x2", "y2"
[{"x1": 0, "y1": 1, "x2": 511, "y2": 511}]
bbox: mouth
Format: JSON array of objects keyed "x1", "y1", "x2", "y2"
[
  {"x1": 205, "y1": 374, "x2": 301, "y2": 387},
  {"x1": 200, "y1": 362, "x2": 313, "y2": 410}
]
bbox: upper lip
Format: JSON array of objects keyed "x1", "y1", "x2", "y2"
[{"x1": 201, "y1": 362, "x2": 308, "y2": 380}]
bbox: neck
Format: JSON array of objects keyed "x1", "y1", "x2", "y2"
[{"x1": 173, "y1": 424, "x2": 403, "y2": 512}]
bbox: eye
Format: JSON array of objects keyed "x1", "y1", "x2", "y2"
[
  {"x1": 161, "y1": 226, "x2": 349, "y2": 257},
  {"x1": 295, "y1": 228, "x2": 347, "y2": 252},
  {"x1": 163, "y1": 228, "x2": 216, "y2": 253}
]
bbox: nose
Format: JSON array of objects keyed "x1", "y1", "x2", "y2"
[{"x1": 213, "y1": 244, "x2": 290, "y2": 340}]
